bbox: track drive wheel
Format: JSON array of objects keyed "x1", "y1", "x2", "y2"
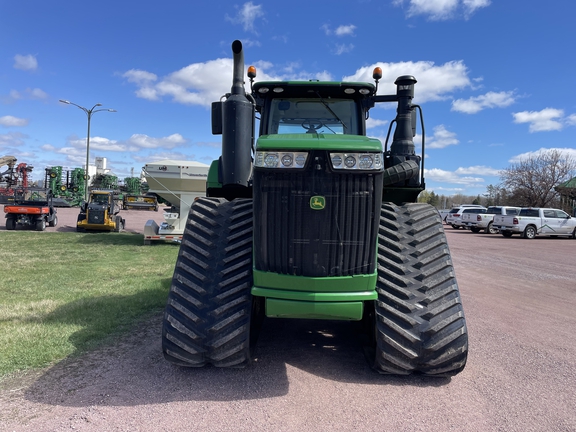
[
  {"x1": 162, "y1": 197, "x2": 262, "y2": 368},
  {"x1": 368, "y1": 202, "x2": 468, "y2": 376}
]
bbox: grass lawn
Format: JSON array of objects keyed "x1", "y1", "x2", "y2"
[{"x1": 0, "y1": 231, "x2": 179, "y2": 378}]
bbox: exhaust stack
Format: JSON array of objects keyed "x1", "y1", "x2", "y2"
[
  {"x1": 389, "y1": 75, "x2": 421, "y2": 186},
  {"x1": 219, "y1": 40, "x2": 254, "y2": 188}
]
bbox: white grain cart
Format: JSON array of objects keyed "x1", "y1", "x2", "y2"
[{"x1": 142, "y1": 160, "x2": 209, "y2": 244}]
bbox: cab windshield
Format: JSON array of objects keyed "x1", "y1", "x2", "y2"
[
  {"x1": 92, "y1": 195, "x2": 109, "y2": 205},
  {"x1": 267, "y1": 98, "x2": 359, "y2": 135}
]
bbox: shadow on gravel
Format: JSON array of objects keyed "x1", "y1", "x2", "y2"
[{"x1": 24, "y1": 314, "x2": 449, "y2": 407}]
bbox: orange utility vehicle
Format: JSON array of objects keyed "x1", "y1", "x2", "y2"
[{"x1": 4, "y1": 187, "x2": 57, "y2": 231}]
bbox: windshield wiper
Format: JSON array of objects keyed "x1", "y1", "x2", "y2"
[{"x1": 314, "y1": 91, "x2": 348, "y2": 132}]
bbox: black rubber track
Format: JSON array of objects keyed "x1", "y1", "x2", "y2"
[
  {"x1": 162, "y1": 197, "x2": 259, "y2": 367},
  {"x1": 371, "y1": 202, "x2": 468, "y2": 376}
]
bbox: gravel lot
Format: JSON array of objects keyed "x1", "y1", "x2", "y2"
[
  {"x1": 1, "y1": 216, "x2": 575, "y2": 431},
  {"x1": 0, "y1": 205, "x2": 168, "y2": 235}
]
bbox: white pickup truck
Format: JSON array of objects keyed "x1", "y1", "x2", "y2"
[
  {"x1": 492, "y1": 207, "x2": 576, "y2": 239},
  {"x1": 461, "y1": 206, "x2": 521, "y2": 234}
]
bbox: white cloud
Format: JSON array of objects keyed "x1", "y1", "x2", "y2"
[
  {"x1": 343, "y1": 60, "x2": 470, "y2": 103},
  {"x1": 512, "y1": 108, "x2": 564, "y2": 132},
  {"x1": 122, "y1": 69, "x2": 158, "y2": 85},
  {"x1": 425, "y1": 167, "x2": 485, "y2": 185},
  {"x1": 124, "y1": 133, "x2": 186, "y2": 150},
  {"x1": 455, "y1": 165, "x2": 500, "y2": 176},
  {"x1": 14, "y1": 54, "x2": 38, "y2": 71},
  {"x1": 322, "y1": 24, "x2": 356, "y2": 37},
  {"x1": 226, "y1": 2, "x2": 264, "y2": 33},
  {"x1": 452, "y1": 91, "x2": 515, "y2": 114},
  {"x1": 335, "y1": 25, "x2": 356, "y2": 36},
  {"x1": 133, "y1": 151, "x2": 200, "y2": 163},
  {"x1": 0, "y1": 116, "x2": 29, "y2": 127},
  {"x1": 124, "y1": 55, "x2": 470, "y2": 108},
  {"x1": 463, "y1": 0, "x2": 491, "y2": 17},
  {"x1": 123, "y1": 58, "x2": 334, "y2": 106},
  {"x1": 366, "y1": 118, "x2": 389, "y2": 130},
  {"x1": 394, "y1": 0, "x2": 490, "y2": 20},
  {"x1": 0, "y1": 131, "x2": 28, "y2": 148},
  {"x1": 334, "y1": 44, "x2": 354, "y2": 55},
  {"x1": 423, "y1": 125, "x2": 459, "y2": 149},
  {"x1": 566, "y1": 114, "x2": 576, "y2": 126},
  {"x1": 2, "y1": 88, "x2": 48, "y2": 103},
  {"x1": 508, "y1": 147, "x2": 576, "y2": 164},
  {"x1": 28, "y1": 88, "x2": 48, "y2": 99},
  {"x1": 65, "y1": 133, "x2": 187, "y2": 153}
]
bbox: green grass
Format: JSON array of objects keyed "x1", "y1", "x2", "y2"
[{"x1": 0, "y1": 231, "x2": 179, "y2": 378}]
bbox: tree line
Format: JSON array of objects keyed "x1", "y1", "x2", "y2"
[{"x1": 418, "y1": 149, "x2": 576, "y2": 213}]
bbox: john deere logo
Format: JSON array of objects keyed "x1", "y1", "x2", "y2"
[{"x1": 310, "y1": 196, "x2": 326, "y2": 210}]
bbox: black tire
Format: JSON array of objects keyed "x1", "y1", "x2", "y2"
[
  {"x1": 486, "y1": 221, "x2": 498, "y2": 234},
  {"x1": 368, "y1": 202, "x2": 468, "y2": 376},
  {"x1": 501, "y1": 231, "x2": 513, "y2": 238},
  {"x1": 6, "y1": 217, "x2": 16, "y2": 230},
  {"x1": 451, "y1": 224, "x2": 460, "y2": 229},
  {"x1": 572, "y1": 228, "x2": 576, "y2": 239},
  {"x1": 36, "y1": 219, "x2": 46, "y2": 231},
  {"x1": 49, "y1": 215, "x2": 58, "y2": 227},
  {"x1": 523, "y1": 225, "x2": 537, "y2": 239},
  {"x1": 114, "y1": 215, "x2": 123, "y2": 232},
  {"x1": 162, "y1": 197, "x2": 262, "y2": 367},
  {"x1": 470, "y1": 227, "x2": 481, "y2": 233},
  {"x1": 77, "y1": 213, "x2": 86, "y2": 232}
]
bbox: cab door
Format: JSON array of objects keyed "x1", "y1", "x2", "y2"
[
  {"x1": 542, "y1": 209, "x2": 564, "y2": 234},
  {"x1": 554, "y1": 210, "x2": 572, "y2": 234}
]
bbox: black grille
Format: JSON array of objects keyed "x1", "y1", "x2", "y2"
[
  {"x1": 254, "y1": 161, "x2": 382, "y2": 277},
  {"x1": 88, "y1": 210, "x2": 105, "y2": 224}
]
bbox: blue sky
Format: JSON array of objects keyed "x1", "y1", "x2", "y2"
[{"x1": 1, "y1": 0, "x2": 575, "y2": 196}]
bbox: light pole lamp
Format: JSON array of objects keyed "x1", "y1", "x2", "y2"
[{"x1": 59, "y1": 100, "x2": 116, "y2": 201}]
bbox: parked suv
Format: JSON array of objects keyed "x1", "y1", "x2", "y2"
[{"x1": 445, "y1": 205, "x2": 486, "y2": 229}]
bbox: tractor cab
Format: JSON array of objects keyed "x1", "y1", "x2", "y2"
[{"x1": 252, "y1": 81, "x2": 373, "y2": 136}]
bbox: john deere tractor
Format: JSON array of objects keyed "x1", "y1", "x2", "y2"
[{"x1": 161, "y1": 41, "x2": 468, "y2": 376}]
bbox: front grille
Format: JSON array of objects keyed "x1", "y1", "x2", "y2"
[
  {"x1": 254, "y1": 161, "x2": 382, "y2": 277},
  {"x1": 88, "y1": 210, "x2": 105, "y2": 224}
]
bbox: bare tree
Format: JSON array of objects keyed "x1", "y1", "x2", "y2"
[{"x1": 499, "y1": 149, "x2": 576, "y2": 207}]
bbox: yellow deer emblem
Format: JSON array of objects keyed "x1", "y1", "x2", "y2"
[{"x1": 310, "y1": 196, "x2": 326, "y2": 210}]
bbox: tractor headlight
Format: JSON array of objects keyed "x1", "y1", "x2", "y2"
[
  {"x1": 330, "y1": 152, "x2": 383, "y2": 170},
  {"x1": 255, "y1": 151, "x2": 308, "y2": 169}
]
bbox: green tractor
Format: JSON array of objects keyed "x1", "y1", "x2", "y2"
[{"x1": 161, "y1": 40, "x2": 468, "y2": 376}]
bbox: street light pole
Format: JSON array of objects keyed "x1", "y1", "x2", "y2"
[{"x1": 59, "y1": 100, "x2": 116, "y2": 201}]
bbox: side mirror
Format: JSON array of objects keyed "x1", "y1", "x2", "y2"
[{"x1": 211, "y1": 102, "x2": 223, "y2": 135}]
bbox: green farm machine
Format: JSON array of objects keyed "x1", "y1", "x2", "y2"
[
  {"x1": 161, "y1": 41, "x2": 468, "y2": 376},
  {"x1": 121, "y1": 176, "x2": 158, "y2": 211},
  {"x1": 45, "y1": 166, "x2": 85, "y2": 206}
]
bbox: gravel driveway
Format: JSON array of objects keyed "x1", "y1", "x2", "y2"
[
  {"x1": 0, "y1": 205, "x2": 167, "y2": 235},
  {"x1": 1, "y1": 219, "x2": 575, "y2": 431}
]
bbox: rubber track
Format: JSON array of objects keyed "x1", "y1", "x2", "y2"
[
  {"x1": 374, "y1": 202, "x2": 468, "y2": 376},
  {"x1": 161, "y1": 198, "x2": 254, "y2": 367}
]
